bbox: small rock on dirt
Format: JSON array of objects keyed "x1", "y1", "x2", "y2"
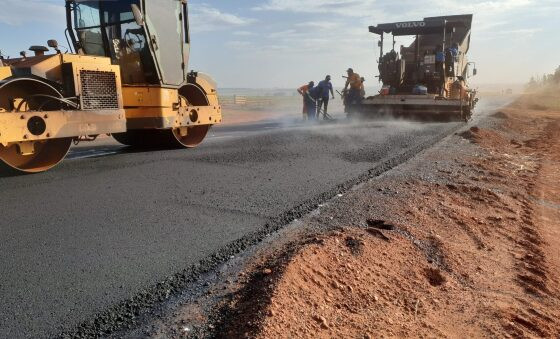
[{"x1": 313, "y1": 315, "x2": 329, "y2": 329}]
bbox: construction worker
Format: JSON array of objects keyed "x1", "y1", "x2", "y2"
[
  {"x1": 450, "y1": 42, "x2": 459, "y2": 61},
  {"x1": 297, "y1": 81, "x2": 314, "y2": 120},
  {"x1": 446, "y1": 43, "x2": 459, "y2": 76},
  {"x1": 343, "y1": 68, "x2": 362, "y2": 106},
  {"x1": 306, "y1": 84, "x2": 321, "y2": 120},
  {"x1": 435, "y1": 45, "x2": 445, "y2": 75},
  {"x1": 316, "y1": 75, "x2": 335, "y2": 120},
  {"x1": 435, "y1": 45, "x2": 445, "y2": 94}
]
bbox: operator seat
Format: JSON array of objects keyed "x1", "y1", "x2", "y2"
[{"x1": 79, "y1": 30, "x2": 105, "y2": 56}]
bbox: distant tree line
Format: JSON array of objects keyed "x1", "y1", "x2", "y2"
[{"x1": 527, "y1": 66, "x2": 560, "y2": 89}]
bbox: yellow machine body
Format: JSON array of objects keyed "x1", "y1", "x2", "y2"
[
  {"x1": 0, "y1": 66, "x2": 12, "y2": 80},
  {"x1": 0, "y1": 0, "x2": 222, "y2": 174},
  {"x1": 0, "y1": 54, "x2": 126, "y2": 146},
  {"x1": 0, "y1": 54, "x2": 221, "y2": 174},
  {"x1": 122, "y1": 83, "x2": 222, "y2": 131}
]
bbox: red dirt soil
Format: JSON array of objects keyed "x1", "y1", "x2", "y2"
[{"x1": 221, "y1": 95, "x2": 560, "y2": 338}]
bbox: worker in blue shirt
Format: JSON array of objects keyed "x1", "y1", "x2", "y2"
[
  {"x1": 445, "y1": 43, "x2": 459, "y2": 76},
  {"x1": 435, "y1": 45, "x2": 446, "y2": 95},
  {"x1": 316, "y1": 75, "x2": 335, "y2": 120},
  {"x1": 450, "y1": 42, "x2": 459, "y2": 61}
]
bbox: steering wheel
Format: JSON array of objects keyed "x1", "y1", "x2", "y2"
[{"x1": 125, "y1": 29, "x2": 145, "y2": 52}]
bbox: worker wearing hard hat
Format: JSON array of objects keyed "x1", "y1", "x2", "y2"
[{"x1": 343, "y1": 68, "x2": 362, "y2": 106}]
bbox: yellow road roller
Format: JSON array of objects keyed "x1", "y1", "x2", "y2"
[{"x1": 0, "y1": 0, "x2": 221, "y2": 174}]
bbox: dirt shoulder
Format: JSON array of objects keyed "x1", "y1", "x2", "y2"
[{"x1": 216, "y1": 93, "x2": 560, "y2": 338}]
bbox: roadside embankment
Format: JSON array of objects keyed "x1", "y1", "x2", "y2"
[{"x1": 216, "y1": 90, "x2": 560, "y2": 338}]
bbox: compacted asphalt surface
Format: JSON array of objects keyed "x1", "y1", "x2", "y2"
[{"x1": 0, "y1": 99, "x2": 507, "y2": 338}]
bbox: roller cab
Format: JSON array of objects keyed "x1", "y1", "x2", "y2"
[{"x1": 66, "y1": 0, "x2": 222, "y2": 149}]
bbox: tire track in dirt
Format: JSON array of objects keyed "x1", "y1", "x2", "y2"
[{"x1": 506, "y1": 121, "x2": 560, "y2": 338}]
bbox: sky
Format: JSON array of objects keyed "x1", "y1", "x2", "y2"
[{"x1": 0, "y1": 0, "x2": 559, "y2": 89}]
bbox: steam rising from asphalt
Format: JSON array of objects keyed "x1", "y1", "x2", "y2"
[
  {"x1": 211, "y1": 93, "x2": 516, "y2": 155},
  {"x1": 217, "y1": 103, "x2": 441, "y2": 153}
]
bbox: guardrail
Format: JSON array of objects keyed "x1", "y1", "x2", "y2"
[{"x1": 219, "y1": 95, "x2": 274, "y2": 107}]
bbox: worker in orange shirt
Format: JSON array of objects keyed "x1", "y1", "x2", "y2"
[
  {"x1": 343, "y1": 68, "x2": 362, "y2": 107},
  {"x1": 297, "y1": 81, "x2": 315, "y2": 121}
]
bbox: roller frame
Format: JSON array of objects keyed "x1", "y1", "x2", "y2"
[{"x1": 0, "y1": 109, "x2": 126, "y2": 146}]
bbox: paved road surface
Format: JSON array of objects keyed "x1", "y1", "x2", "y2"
[{"x1": 0, "y1": 98, "x2": 507, "y2": 338}]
